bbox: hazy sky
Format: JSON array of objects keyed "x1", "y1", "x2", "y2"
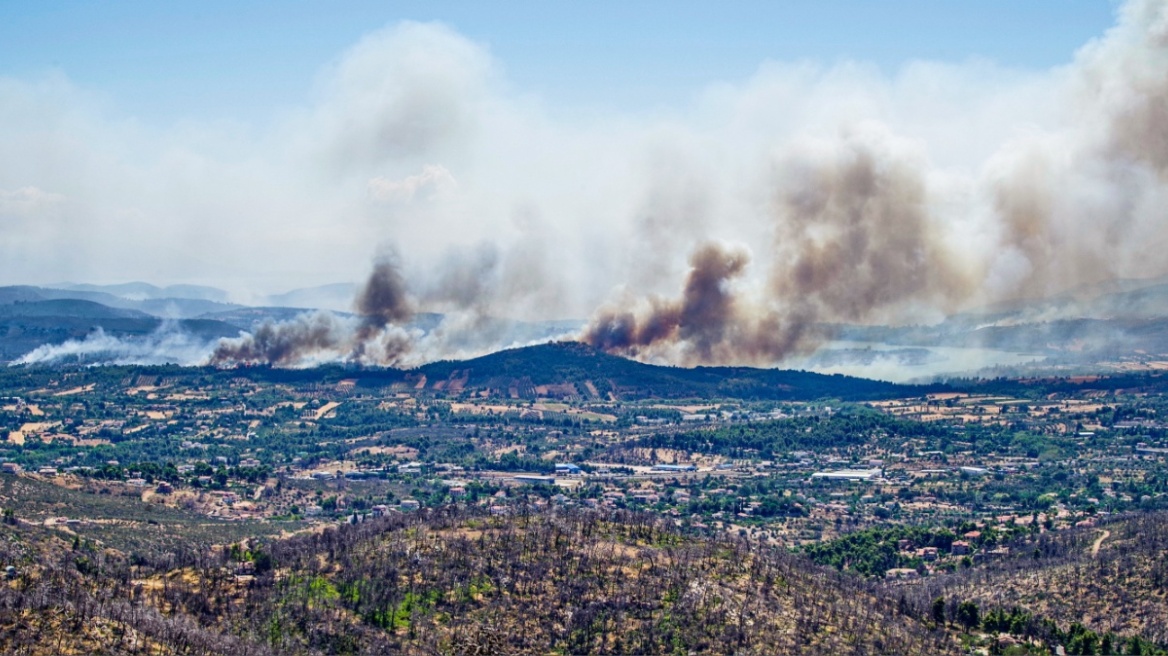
[{"x1": 2, "y1": 0, "x2": 1156, "y2": 323}]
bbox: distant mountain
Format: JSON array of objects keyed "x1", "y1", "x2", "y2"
[
  {"x1": 0, "y1": 298, "x2": 151, "y2": 320},
  {"x1": 953, "y1": 275, "x2": 1168, "y2": 325},
  {"x1": 196, "y1": 306, "x2": 341, "y2": 331},
  {"x1": 0, "y1": 295, "x2": 243, "y2": 362},
  {"x1": 836, "y1": 316, "x2": 1168, "y2": 358},
  {"x1": 0, "y1": 285, "x2": 241, "y2": 319},
  {"x1": 51, "y1": 281, "x2": 230, "y2": 303},
  {"x1": 0, "y1": 285, "x2": 64, "y2": 304},
  {"x1": 263, "y1": 283, "x2": 357, "y2": 312}
]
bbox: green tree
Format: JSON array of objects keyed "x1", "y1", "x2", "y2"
[
  {"x1": 956, "y1": 600, "x2": 980, "y2": 632},
  {"x1": 931, "y1": 597, "x2": 946, "y2": 627}
]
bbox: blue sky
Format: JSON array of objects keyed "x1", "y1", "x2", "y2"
[{"x1": 0, "y1": 1, "x2": 1119, "y2": 125}]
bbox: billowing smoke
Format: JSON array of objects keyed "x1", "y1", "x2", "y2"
[
  {"x1": 208, "y1": 311, "x2": 351, "y2": 366},
  {"x1": 984, "y1": 0, "x2": 1168, "y2": 300},
  {"x1": 204, "y1": 245, "x2": 579, "y2": 368},
  {"x1": 583, "y1": 1, "x2": 1168, "y2": 365},
  {"x1": 8, "y1": 2, "x2": 1168, "y2": 372},
  {"x1": 354, "y1": 252, "x2": 414, "y2": 328},
  {"x1": 209, "y1": 252, "x2": 417, "y2": 367},
  {"x1": 15, "y1": 321, "x2": 213, "y2": 366},
  {"x1": 584, "y1": 129, "x2": 974, "y2": 364},
  {"x1": 585, "y1": 243, "x2": 764, "y2": 364}
]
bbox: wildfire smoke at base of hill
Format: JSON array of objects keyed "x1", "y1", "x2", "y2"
[{"x1": 209, "y1": 253, "x2": 417, "y2": 367}]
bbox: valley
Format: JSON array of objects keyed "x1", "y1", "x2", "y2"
[{"x1": 0, "y1": 344, "x2": 1166, "y2": 653}]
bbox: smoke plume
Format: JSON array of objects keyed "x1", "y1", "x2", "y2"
[
  {"x1": 209, "y1": 252, "x2": 417, "y2": 367},
  {"x1": 15, "y1": 321, "x2": 212, "y2": 366},
  {"x1": 582, "y1": 1, "x2": 1168, "y2": 365},
  {"x1": 583, "y1": 128, "x2": 974, "y2": 364},
  {"x1": 984, "y1": 0, "x2": 1168, "y2": 300},
  {"x1": 585, "y1": 244, "x2": 737, "y2": 355},
  {"x1": 8, "y1": 2, "x2": 1168, "y2": 371}
]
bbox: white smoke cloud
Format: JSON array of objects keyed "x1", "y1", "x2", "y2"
[
  {"x1": 1, "y1": 3, "x2": 1167, "y2": 366},
  {"x1": 13, "y1": 321, "x2": 215, "y2": 366},
  {"x1": 0, "y1": 186, "x2": 65, "y2": 220},
  {"x1": 368, "y1": 164, "x2": 457, "y2": 203}
]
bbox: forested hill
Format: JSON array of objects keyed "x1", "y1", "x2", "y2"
[
  {"x1": 250, "y1": 341, "x2": 916, "y2": 401},
  {"x1": 414, "y1": 341, "x2": 917, "y2": 400},
  {"x1": 5, "y1": 340, "x2": 920, "y2": 401}
]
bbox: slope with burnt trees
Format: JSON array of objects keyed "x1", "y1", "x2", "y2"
[
  {"x1": 0, "y1": 506, "x2": 961, "y2": 655},
  {"x1": 897, "y1": 512, "x2": 1168, "y2": 654}
]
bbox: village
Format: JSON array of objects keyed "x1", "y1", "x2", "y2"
[{"x1": 0, "y1": 364, "x2": 1164, "y2": 580}]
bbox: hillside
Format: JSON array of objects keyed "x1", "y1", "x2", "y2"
[
  {"x1": 52, "y1": 281, "x2": 231, "y2": 303},
  {"x1": 0, "y1": 285, "x2": 240, "y2": 319},
  {"x1": 0, "y1": 299, "x2": 151, "y2": 320},
  {"x1": 0, "y1": 303, "x2": 242, "y2": 362},
  {"x1": 902, "y1": 513, "x2": 1168, "y2": 649},
  {"x1": 221, "y1": 341, "x2": 918, "y2": 401},
  {"x1": 0, "y1": 504, "x2": 958, "y2": 655},
  {"x1": 0, "y1": 339, "x2": 919, "y2": 402},
  {"x1": 409, "y1": 341, "x2": 916, "y2": 401}
]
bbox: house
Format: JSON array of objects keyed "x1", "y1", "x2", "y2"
[{"x1": 951, "y1": 541, "x2": 971, "y2": 555}]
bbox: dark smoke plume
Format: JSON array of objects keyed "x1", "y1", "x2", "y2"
[
  {"x1": 209, "y1": 252, "x2": 416, "y2": 367},
  {"x1": 584, "y1": 242, "x2": 769, "y2": 364},
  {"x1": 354, "y1": 252, "x2": 414, "y2": 330},
  {"x1": 208, "y1": 312, "x2": 348, "y2": 367},
  {"x1": 349, "y1": 251, "x2": 416, "y2": 363}
]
